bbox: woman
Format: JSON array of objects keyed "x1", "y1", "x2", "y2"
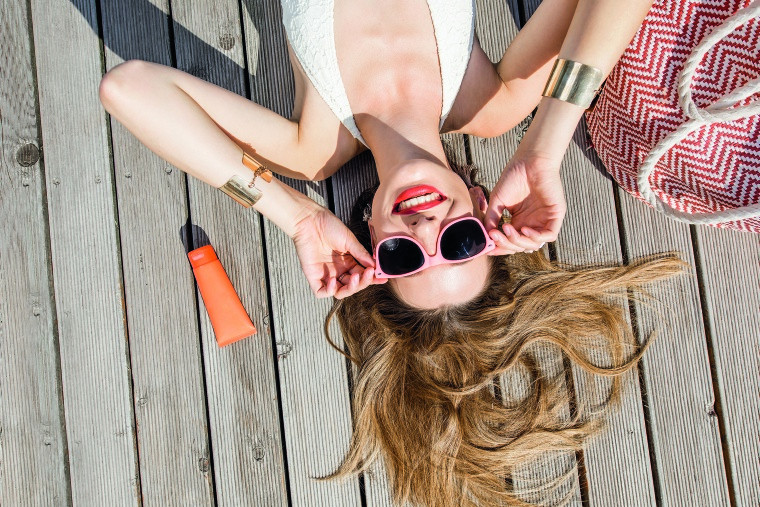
[
  {"x1": 99, "y1": 0, "x2": 678, "y2": 504},
  {"x1": 99, "y1": 0, "x2": 654, "y2": 305}
]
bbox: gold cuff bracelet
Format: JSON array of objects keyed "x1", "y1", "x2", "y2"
[
  {"x1": 242, "y1": 152, "x2": 273, "y2": 185},
  {"x1": 542, "y1": 59, "x2": 604, "y2": 109},
  {"x1": 219, "y1": 174, "x2": 263, "y2": 207},
  {"x1": 219, "y1": 152, "x2": 274, "y2": 207}
]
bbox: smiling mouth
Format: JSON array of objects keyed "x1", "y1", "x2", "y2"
[
  {"x1": 392, "y1": 185, "x2": 447, "y2": 215},
  {"x1": 395, "y1": 192, "x2": 445, "y2": 213}
]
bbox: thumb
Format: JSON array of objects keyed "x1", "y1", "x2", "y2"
[{"x1": 484, "y1": 200, "x2": 504, "y2": 231}]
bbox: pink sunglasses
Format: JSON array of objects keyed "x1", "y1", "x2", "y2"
[{"x1": 373, "y1": 217, "x2": 496, "y2": 279}]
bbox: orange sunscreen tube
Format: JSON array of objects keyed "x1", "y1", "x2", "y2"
[{"x1": 188, "y1": 245, "x2": 256, "y2": 347}]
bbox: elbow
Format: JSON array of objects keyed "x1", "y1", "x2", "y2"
[{"x1": 98, "y1": 59, "x2": 149, "y2": 113}]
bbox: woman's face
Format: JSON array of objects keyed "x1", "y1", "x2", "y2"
[{"x1": 369, "y1": 159, "x2": 491, "y2": 309}]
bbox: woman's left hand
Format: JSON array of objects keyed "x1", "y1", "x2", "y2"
[
  {"x1": 292, "y1": 207, "x2": 385, "y2": 299},
  {"x1": 484, "y1": 153, "x2": 566, "y2": 255}
]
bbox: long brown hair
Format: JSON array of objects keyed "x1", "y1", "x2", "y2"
[{"x1": 323, "y1": 164, "x2": 686, "y2": 506}]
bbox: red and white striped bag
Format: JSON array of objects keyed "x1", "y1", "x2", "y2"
[{"x1": 587, "y1": 0, "x2": 760, "y2": 232}]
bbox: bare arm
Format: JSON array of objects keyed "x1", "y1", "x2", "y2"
[
  {"x1": 493, "y1": 0, "x2": 579, "y2": 131},
  {"x1": 485, "y1": 0, "x2": 653, "y2": 253},
  {"x1": 497, "y1": 0, "x2": 654, "y2": 159},
  {"x1": 100, "y1": 60, "x2": 376, "y2": 297}
]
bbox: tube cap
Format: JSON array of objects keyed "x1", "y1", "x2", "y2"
[{"x1": 188, "y1": 245, "x2": 218, "y2": 269}]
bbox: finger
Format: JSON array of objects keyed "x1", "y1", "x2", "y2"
[
  {"x1": 504, "y1": 225, "x2": 544, "y2": 252},
  {"x1": 337, "y1": 269, "x2": 370, "y2": 299},
  {"x1": 487, "y1": 229, "x2": 518, "y2": 256},
  {"x1": 359, "y1": 266, "x2": 375, "y2": 286},
  {"x1": 337, "y1": 264, "x2": 363, "y2": 286},
  {"x1": 335, "y1": 272, "x2": 360, "y2": 298},
  {"x1": 347, "y1": 263, "x2": 365, "y2": 276},
  {"x1": 314, "y1": 284, "x2": 329, "y2": 299},
  {"x1": 496, "y1": 227, "x2": 524, "y2": 252},
  {"x1": 543, "y1": 217, "x2": 563, "y2": 242},
  {"x1": 306, "y1": 274, "x2": 327, "y2": 297},
  {"x1": 519, "y1": 227, "x2": 550, "y2": 250},
  {"x1": 336, "y1": 268, "x2": 375, "y2": 299},
  {"x1": 484, "y1": 204, "x2": 504, "y2": 231},
  {"x1": 317, "y1": 277, "x2": 338, "y2": 299},
  {"x1": 521, "y1": 225, "x2": 557, "y2": 244},
  {"x1": 314, "y1": 276, "x2": 337, "y2": 298},
  {"x1": 504, "y1": 224, "x2": 544, "y2": 252},
  {"x1": 345, "y1": 233, "x2": 375, "y2": 268}
]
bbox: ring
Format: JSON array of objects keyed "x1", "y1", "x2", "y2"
[{"x1": 338, "y1": 273, "x2": 348, "y2": 283}]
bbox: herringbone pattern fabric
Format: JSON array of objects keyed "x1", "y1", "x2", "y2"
[{"x1": 587, "y1": 0, "x2": 760, "y2": 232}]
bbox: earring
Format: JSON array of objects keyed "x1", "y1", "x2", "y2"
[
  {"x1": 362, "y1": 204, "x2": 372, "y2": 222},
  {"x1": 499, "y1": 208, "x2": 512, "y2": 226}
]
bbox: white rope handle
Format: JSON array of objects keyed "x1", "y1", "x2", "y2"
[{"x1": 636, "y1": 0, "x2": 760, "y2": 225}]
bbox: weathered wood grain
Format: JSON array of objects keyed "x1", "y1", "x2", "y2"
[
  {"x1": 99, "y1": 0, "x2": 215, "y2": 503},
  {"x1": 693, "y1": 226, "x2": 760, "y2": 506},
  {"x1": 13, "y1": 1, "x2": 757, "y2": 506},
  {"x1": 469, "y1": 1, "x2": 582, "y2": 503},
  {"x1": 239, "y1": 0, "x2": 362, "y2": 504},
  {"x1": 553, "y1": 124, "x2": 656, "y2": 505},
  {"x1": 0, "y1": 0, "x2": 69, "y2": 504},
  {"x1": 617, "y1": 190, "x2": 730, "y2": 505},
  {"x1": 169, "y1": 1, "x2": 290, "y2": 505},
  {"x1": 29, "y1": 0, "x2": 139, "y2": 503}
]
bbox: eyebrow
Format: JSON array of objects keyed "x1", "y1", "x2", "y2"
[{"x1": 405, "y1": 258, "x2": 476, "y2": 279}]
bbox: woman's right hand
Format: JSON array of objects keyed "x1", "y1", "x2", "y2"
[
  {"x1": 291, "y1": 206, "x2": 385, "y2": 299},
  {"x1": 484, "y1": 153, "x2": 566, "y2": 255}
]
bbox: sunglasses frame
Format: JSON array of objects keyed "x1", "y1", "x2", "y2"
[{"x1": 373, "y1": 216, "x2": 496, "y2": 279}]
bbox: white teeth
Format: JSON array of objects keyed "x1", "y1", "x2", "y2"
[{"x1": 398, "y1": 192, "x2": 441, "y2": 211}]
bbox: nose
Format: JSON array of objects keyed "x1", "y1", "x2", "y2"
[{"x1": 406, "y1": 215, "x2": 440, "y2": 256}]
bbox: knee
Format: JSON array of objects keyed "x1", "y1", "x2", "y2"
[{"x1": 99, "y1": 59, "x2": 151, "y2": 111}]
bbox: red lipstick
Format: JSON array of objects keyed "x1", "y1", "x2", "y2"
[{"x1": 392, "y1": 185, "x2": 447, "y2": 215}]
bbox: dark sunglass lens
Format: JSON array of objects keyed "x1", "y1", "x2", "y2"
[
  {"x1": 440, "y1": 220, "x2": 487, "y2": 260},
  {"x1": 378, "y1": 237, "x2": 425, "y2": 275}
]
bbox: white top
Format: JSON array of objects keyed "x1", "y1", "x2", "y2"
[{"x1": 280, "y1": 0, "x2": 476, "y2": 147}]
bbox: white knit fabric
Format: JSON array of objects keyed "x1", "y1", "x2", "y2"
[{"x1": 280, "y1": 0, "x2": 476, "y2": 146}]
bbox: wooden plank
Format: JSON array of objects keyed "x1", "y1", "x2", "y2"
[
  {"x1": 169, "y1": 1, "x2": 289, "y2": 504},
  {"x1": 513, "y1": 4, "x2": 655, "y2": 500},
  {"x1": 99, "y1": 0, "x2": 214, "y2": 503},
  {"x1": 29, "y1": 0, "x2": 140, "y2": 504},
  {"x1": 239, "y1": 1, "x2": 362, "y2": 504},
  {"x1": 693, "y1": 227, "x2": 760, "y2": 506},
  {"x1": 468, "y1": 1, "x2": 582, "y2": 503},
  {"x1": 553, "y1": 124, "x2": 656, "y2": 505},
  {"x1": 0, "y1": 0, "x2": 69, "y2": 503},
  {"x1": 617, "y1": 190, "x2": 730, "y2": 505}
]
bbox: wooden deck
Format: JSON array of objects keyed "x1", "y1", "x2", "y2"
[{"x1": 2, "y1": 0, "x2": 758, "y2": 505}]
